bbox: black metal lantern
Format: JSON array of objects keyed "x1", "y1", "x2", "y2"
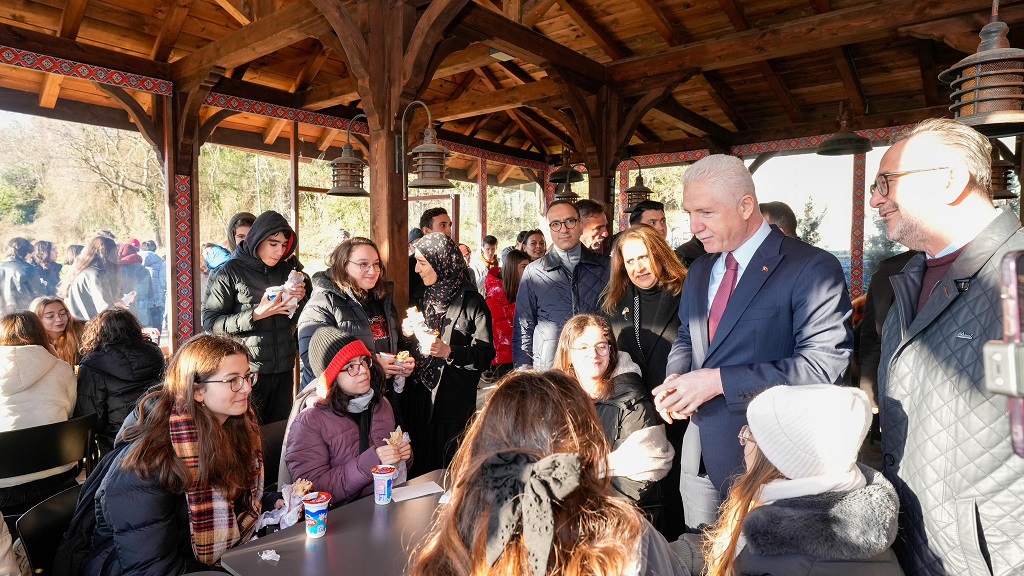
[
  {"x1": 939, "y1": 0, "x2": 1024, "y2": 137},
  {"x1": 327, "y1": 114, "x2": 368, "y2": 197},
  {"x1": 549, "y1": 149, "x2": 584, "y2": 184},
  {"x1": 817, "y1": 101, "x2": 872, "y2": 156},
  {"x1": 623, "y1": 158, "x2": 653, "y2": 212},
  {"x1": 991, "y1": 146, "x2": 1018, "y2": 199},
  {"x1": 397, "y1": 100, "x2": 454, "y2": 200},
  {"x1": 553, "y1": 181, "x2": 579, "y2": 201}
]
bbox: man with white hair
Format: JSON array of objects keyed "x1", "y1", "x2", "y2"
[
  {"x1": 654, "y1": 154, "x2": 853, "y2": 528},
  {"x1": 872, "y1": 118, "x2": 1024, "y2": 576}
]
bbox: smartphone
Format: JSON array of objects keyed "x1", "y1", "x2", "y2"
[{"x1": 983, "y1": 251, "x2": 1024, "y2": 457}]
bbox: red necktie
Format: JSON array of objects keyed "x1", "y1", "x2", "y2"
[{"x1": 708, "y1": 252, "x2": 739, "y2": 341}]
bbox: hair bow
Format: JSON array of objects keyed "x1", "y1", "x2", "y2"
[{"x1": 483, "y1": 452, "x2": 581, "y2": 576}]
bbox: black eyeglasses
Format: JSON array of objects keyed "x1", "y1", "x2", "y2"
[
  {"x1": 870, "y1": 167, "x2": 950, "y2": 197},
  {"x1": 738, "y1": 424, "x2": 756, "y2": 447},
  {"x1": 548, "y1": 218, "x2": 579, "y2": 232},
  {"x1": 349, "y1": 261, "x2": 382, "y2": 274},
  {"x1": 198, "y1": 373, "x2": 258, "y2": 392},
  {"x1": 342, "y1": 357, "x2": 370, "y2": 376}
]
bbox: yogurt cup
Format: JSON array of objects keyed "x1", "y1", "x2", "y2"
[
  {"x1": 302, "y1": 491, "x2": 332, "y2": 538},
  {"x1": 372, "y1": 465, "x2": 397, "y2": 505}
]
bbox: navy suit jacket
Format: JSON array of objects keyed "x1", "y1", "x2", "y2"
[{"x1": 666, "y1": 228, "x2": 853, "y2": 492}]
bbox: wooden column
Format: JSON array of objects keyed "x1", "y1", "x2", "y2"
[{"x1": 478, "y1": 158, "x2": 488, "y2": 243}]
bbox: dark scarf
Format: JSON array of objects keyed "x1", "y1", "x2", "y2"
[{"x1": 415, "y1": 233, "x2": 467, "y2": 388}]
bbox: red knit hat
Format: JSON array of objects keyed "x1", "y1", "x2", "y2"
[{"x1": 309, "y1": 327, "x2": 372, "y2": 391}]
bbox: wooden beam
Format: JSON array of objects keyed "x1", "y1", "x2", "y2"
[
  {"x1": 449, "y1": 72, "x2": 478, "y2": 100},
  {"x1": 198, "y1": 109, "x2": 240, "y2": 145},
  {"x1": 211, "y1": 0, "x2": 252, "y2": 25},
  {"x1": 494, "y1": 119, "x2": 519, "y2": 144},
  {"x1": 476, "y1": 65, "x2": 548, "y2": 152},
  {"x1": 38, "y1": 75, "x2": 63, "y2": 109},
  {"x1": 522, "y1": 0, "x2": 557, "y2": 27},
  {"x1": 810, "y1": 0, "x2": 866, "y2": 116},
  {"x1": 317, "y1": 128, "x2": 339, "y2": 151},
  {"x1": 915, "y1": 40, "x2": 941, "y2": 107},
  {"x1": 429, "y1": 77, "x2": 560, "y2": 122},
  {"x1": 497, "y1": 162, "x2": 518, "y2": 182},
  {"x1": 635, "y1": 123, "x2": 660, "y2": 143},
  {"x1": 453, "y1": 4, "x2": 606, "y2": 90},
  {"x1": 733, "y1": 105, "x2": 950, "y2": 145},
  {"x1": 290, "y1": 45, "x2": 329, "y2": 92},
  {"x1": 516, "y1": 107, "x2": 574, "y2": 148},
  {"x1": 496, "y1": 61, "x2": 534, "y2": 85},
  {"x1": 554, "y1": 0, "x2": 627, "y2": 60},
  {"x1": 58, "y1": 0, "x2": 89, "y2": 38},
  {"x1": 0, "y1": 86, "x2": 138, "y2": 132},
  {"x1": 899, "y1": 4, "x2": 1024, "y2": 53},
  {"x1": 0, "y1": 23, "x2": 170, "y2": 80},
  {"x1": 609, "y1": 0, "x2": 1001, "y2": 83},
  {"x1": 170, "y1": 0, "x2": 331, "y2": 81},
  {"x1": 462, "y1": 113, "x2": 491, "y2": 136},
  {"x1": 650, "y1": 98, "x2": 732, "y2": 141},
  {"x1": 436, "y1": 127, "x2": 547, "y2": 162},
  {"x1": 263, "y1": 119, "x2": 288, "y2": 144},
  {"x1": 691, "y1": 73, "x2": 745, "y2": 131},
  {"x1": 632, "y1": 0, "x2": 684, "y2": 47},
  {"x1": 150, "y1": 0, "x2": 196, "y2": 61},
  {"x1": 503, "y1": 0, "x2": 523, "y2": 22},
  {"x1": 96, "y1": 83, "x2": 161, "y2": 153}
]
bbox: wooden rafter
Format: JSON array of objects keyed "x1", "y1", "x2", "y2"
[
  {"x1": 38, "y1": 0, "x2": 90, "y2": 109},
  {"x1": 632, "y1": 0, "x2": 683, "y2": 47},
  {"x1": 635, "y1": 123, "x2": 660, "y2": 143},
  {"x1": 316, "y1": 128, "x2": 338, "y2": 151},
  {"x1": 716, "y1": 0, "x2": 802, "y2": 123},
  {"x1": 211, "y1": 0, "x2": 252, "y2": 25},
  {"x1": 649, "y1": 98, "x2": 731, "y2": 141},
  {"x1": 810, "y1": 0, "x2": 867, "y2": 116},
  {"x1": 609, "y1": 0, "x2": 1000, "y2": 83},
  {"x1": 264, "y1": 43, "x2": 330, "y2": 145},
  {"x1": 515, "y1": 107, "x2": 574, "y2": 148},
  {"x1": 554, "y1": 0, "x2": 627, "y2": 60},
  {"x1": 522, "y1": 0, "x2": 557, "y2": 27},
  {"x1": 503, "y1": 0, "x2": 523, "y2": 22},
  {"x1": 429, "y1": 77, "x2": 559, "y2": 121},
  {"x1": 690, "y1": 73, "x2": 744, "y2": 131},
  {"x1": 475, "y1": 66, "x2": 548, "y2": 153},
  {"x1": 496, "y1": 61, "x2": 534, "y2": 85},
  {"x1": 449, "y1": 72, "x2": 478, "y2": 100},
  {"x1": 150, "y1": 0, "x2": 195, "y2": 61},
  {"x1": 915, "y1": 40, "x2": 941, "y2": 107},
  {"x1": 462, "y1": 113, "x2": 492, "y2": 136},
  {"x1": 898, "y1": 3, "x2": 1024, "y2": 53},
  {"x1": 170, "y1": 0, "x2": 331, "y2": 81},
  {"x1": 497, "y1": 162, "x2": 518, "y2": 183}
]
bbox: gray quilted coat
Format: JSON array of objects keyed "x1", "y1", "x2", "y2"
[
  {"x1": 512, "y1": 245, "x2": 610, "y2": 369},
  {"x1": 879, "y1": 208, "x2": 1024, "y2": 576}
]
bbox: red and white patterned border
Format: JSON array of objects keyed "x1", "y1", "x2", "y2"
[
  {"x1": 478, "y1": 158, "x2": 488, "y2": 243},
  {"x1": 850, "y1": 154, "x2": 866, "y2": 299},
  {"x1": 0, "y1": 45, "x2": 172, "y2": 95},
  {"x1": 730, "y1": 126, "x2": 911, "y2": 156},
  {"x1": 618, "y1": 164, "x2": 630, "y2": 231},
  {"x1": 173, "y1": 175, "x2": 195, "y2": 342}
]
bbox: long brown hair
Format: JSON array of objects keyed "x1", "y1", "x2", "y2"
[
  {"x1": 0, "y1": 311, "x2": 50, "y2": 348},
  {"x1": 325, "y1": 237, "x2": 388, "y2": 301},
  {"x1": 31, "y1": 240, "x2": 56, "y2": 269},
  {"x1": 30, "y1": 297, "x2": 84, "y2": 365},
  {"x1": 601, "y1": 224, "x2": 688, "y2": 315},
  {"x1": 552, "y1": 314, "x2": 619, "y2": 401},
  {"x1": 705, "y1": 446, "x2": 785, "y2": 576},
  {"x1": 120, "y1": 335, "x2": 261, "y2": 498},
  {"x1": 409, "y1": 370, "x2": 644, "y2": 576},
  {"x1": 59, "y1": 236, "x2": 119, "y2": 299},
  {"x1": 81, "y1": 307, "x2": 147, "y2": 357},
  {"x1": 501, "y1": 249, "x2": 530, "y2": 304}
]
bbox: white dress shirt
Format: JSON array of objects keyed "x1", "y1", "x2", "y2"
[{"x1": 707, "y1": 218, "x2": 772, "y2": 311}]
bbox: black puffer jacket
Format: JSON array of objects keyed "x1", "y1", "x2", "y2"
[
  {"x1": 296, "y1": 272, "x2": 400, "y2": 387},
  {"x1": 202, "y1": 211, "x2": 309, "y2": 374},
  {"x1": 74, "y1": 341, "x2": 165, "y2": 453}
]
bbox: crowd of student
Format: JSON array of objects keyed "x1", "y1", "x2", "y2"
[{"x1": 1, "y1": 118, "x2": 1023, "y2": 576}]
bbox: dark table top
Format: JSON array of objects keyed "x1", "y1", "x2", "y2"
[{"x1": 221, "y1": 470, "x2": 445, "y2": 576}]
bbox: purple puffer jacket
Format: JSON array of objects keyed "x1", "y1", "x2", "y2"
[{"x1": 284, "y1": 398, "x2": 397, "y2": 503}]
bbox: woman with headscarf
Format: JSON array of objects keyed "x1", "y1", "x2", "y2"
[{"x1": 402, "y1": 233, "x2": 495, "y2": 476}]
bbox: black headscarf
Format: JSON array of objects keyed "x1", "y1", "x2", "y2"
[{"x1": 415, "y1": 233, "x2": 467, "y2": 332}]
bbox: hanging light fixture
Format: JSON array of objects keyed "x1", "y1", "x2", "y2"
[
  {"x1": 327, "y1": 114, "x2": 369, "y2": 197},
  {"x1": 549, "y1": 149, "x2": 584, "y2": 184},
  {"x1": 939, "y1": 0, "x2": 1024, "y2": 137},
  {"x1": 817, "y1": 101, "x2": 872, "y2": 156},
  {"x1": 990, "y1": 145, "x2": 1018, "y2": 199},
  {"x1": 553, "y1": 181, "x2": 579, "y2": 201},
  {"x1": 623, "y1": 157, "x2": 654, "y2": 212},
  {"x1": 396, "y1": 100, "x2": 454, "y2": 200}
]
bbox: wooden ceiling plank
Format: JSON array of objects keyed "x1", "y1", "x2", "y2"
[
  {"x1": 430, "y1": 76, "x2": 559, "y2": 122},
  {"x1": 496, "y1": 61, "x2": 534, "y2": 84},
  {"x1": 691, "y1": 73, "x2": 745, "y2": 131},
  {"x1": 449, "y1": 72, "x2": 479, "y2": 100},
  {"x1": 462, "y1": 113, "x2": 491, "y2": 136},
  {"x1": 150, "y1": 0, "x2": 197, "y2": 61},
  {"x1": 553, "y1": 0, "x2": 627, "y2": 60},
  {"x1": 522, "y1": 0, "x2": 557, "y2": 27},
  {"x1": 650, "y1": 98, "x2": 731, "y2": 141},
  {"x1": 609, "y1": 0, "x2": 1000, "y2": 83},
  {"x1": 495, "y1": 118, "x2": 519, "y2": 144},
  {"x1": 516, "y1": 107, "x2": 573, "y2": 148},
  {"x1": 317, "y1": 127, "x2": 339, "y2": 151},
  {"x1": 477, "y1": 65, "x2": 547, "y2": 152},
  {"x1": 38, "y1": 74, "x2": 63, "y2": 109},
  {"x1": 632, "y1": 0, "x2": 683, "y2": 47},
  {"x1": 170, "y1": 0, "x2": 331, "y2": 81},
  {"x1": 810, "y1": 1, "x2": 867, "y2": 117}
]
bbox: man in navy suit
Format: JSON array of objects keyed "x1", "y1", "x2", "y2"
[{"x1": 654, "y1": 154, "x2": 853, "y2": 528}]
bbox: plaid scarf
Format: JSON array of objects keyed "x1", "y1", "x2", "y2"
[{"x1": 169, "y1": 406, "x2": 262, "y2": 566}]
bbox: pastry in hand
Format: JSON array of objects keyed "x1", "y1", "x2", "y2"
[{"x1": 386, "y1": 426, "x2": 404, "y2": 446}]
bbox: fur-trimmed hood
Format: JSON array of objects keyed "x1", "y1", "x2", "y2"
[{"x1": 743, "y1": 465, "x2": 899, "y2": 560}]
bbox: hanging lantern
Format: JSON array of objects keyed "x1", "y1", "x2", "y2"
[
  {"x1": 397, "y1": 100, "x2": 455, "y2": 199},
  {"x1": 549, "y1": 150, "x2": 584, "y2": 184},
  {"x1": 623, "y1": 158, "x2": 653, "y2": 212},
  {"x1": 817, "y1": 101, "x2": 872, "y2": 156},
  {"x1": 939, "y1": 0, "x2": 1024, "y2": 137},
  {"x1": 553, "y1": 181, "x2": 579, "y2": 201},
  {"x1": 991, "y1": 147, "x2": 1018, "y2": 199},
  {"x1": 327, "y1": 114, "x2": 369, "y2": 197}
]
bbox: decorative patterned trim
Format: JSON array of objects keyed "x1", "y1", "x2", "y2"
[
  {"x1": 478, "y1": 158, "x2": 488, "y2": 242},
  {"x1": 173, "y1": 175, "x2": 195, "y2": 342},
  {"x1": 729, "y1": 126, "x2": 912, "y2": 156},
  {"x1": 850, "y1": 154, "x2": 866, "y2": 299},
  {"x1": 442, "y1": 142, "x2": 548, "y2": 171},
  {"x1": 0, "y1": 44, "x2": 172, "y2": 95},
  {"x1": 544, "y1": 173, "x2": 555, "y2": 206},
  {"x1": 618, "y1": 164, "x2": 630, "y2": 231},
  {"x1": 626, "y1": 150, "x2": 710, "y2": 167}
]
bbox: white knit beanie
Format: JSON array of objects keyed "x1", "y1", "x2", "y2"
[{"x1": 746, "y1": 384, "x2": 872, "y2": 480}]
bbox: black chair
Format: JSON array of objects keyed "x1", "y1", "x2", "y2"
[
  {"x1": 16, "y1": 484, "x2": 82, "y2": 575},
  {"x1": 0, "y1": 414, "x2": 98, "y2": 531},
  {"x1": 260, "y1": 419, "x2": 288, "y2": 492}
]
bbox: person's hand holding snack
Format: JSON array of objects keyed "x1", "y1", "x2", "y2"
[
  {"x1": 385, "y1": 426, "x2": 412, "y2": 461},
  {"x1": 253, "y1": 289, "x2": 293, "y2": 320},
  {"x1": 375, "y1": 444, "x2": 401, "y2": 466},
  {"x1": 428, "y1": 337, "x2": 451, "y2": 359}
]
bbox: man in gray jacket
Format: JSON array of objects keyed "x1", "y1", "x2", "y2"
[
  {"x1": 874, "y1": 118, "x2": 1024, "y2": 576},
  {"x1": 513, "y1": 200, "x2": 610, "y2": 369}
]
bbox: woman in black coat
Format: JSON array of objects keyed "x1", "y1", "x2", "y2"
[
  {"x1": 296, "y1": 237, "x2": 414, "y2": 389},
  {"x1": 74, "y1": 307, "x2": 165, "y2": 453},
  {"x1": 403, "y1": 233, "x2": 495, "y2": 476}
]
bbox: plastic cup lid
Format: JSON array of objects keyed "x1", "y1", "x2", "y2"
[
  {"x1": 372, "y1": 465, "x2": 396, "y2": 475},
  {"x1": 302, "y1": 492, "x2": 331, "y2": 505}
]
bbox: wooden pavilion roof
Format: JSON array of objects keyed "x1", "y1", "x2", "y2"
[{"x1": 1, "y1": 0, "x2": 1019, "y2": 184}]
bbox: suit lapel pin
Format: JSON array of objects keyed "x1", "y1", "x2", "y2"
[{"x1": 762, "y1": 266, "x2": 769, "y2": 272}]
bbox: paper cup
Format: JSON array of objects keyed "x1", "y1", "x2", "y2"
[
  {"x1": 372, "y1": 465, "x2": 396, "y2": 505},
  {"x1": 302, "y1": 492, "x2": 331, "y2": 538},
  {"x1": 417, "y1": 330, "x2": 438, "y2": 355}
]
